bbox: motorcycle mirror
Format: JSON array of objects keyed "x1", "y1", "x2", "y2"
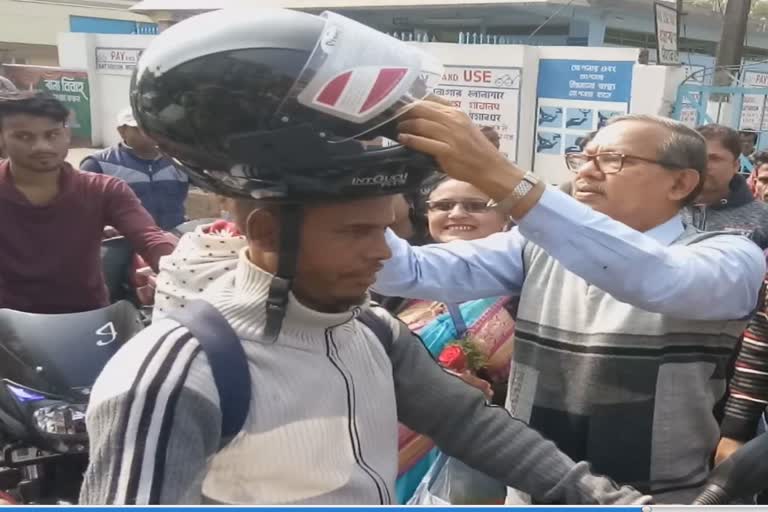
[{"x1": 694, "y1": 432, "x2": 768, "y2": 504}]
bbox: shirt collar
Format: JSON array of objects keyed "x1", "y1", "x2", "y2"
[
  {"x1": 205, "y1": 249, "x2": 369, "y2": 346},
  {"x1": 644, "y1": 213, "x2": 685, "y2": 246}
]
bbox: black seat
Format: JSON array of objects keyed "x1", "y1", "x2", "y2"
[
  {"x1": 0, "y1": 301, "x2": 143, "y2": 395},
  {"x1": 101, "y1": 237, "x2": 134, "y2": 303}
]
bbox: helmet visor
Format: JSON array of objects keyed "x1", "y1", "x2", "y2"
[{"x1": 275, "y1": 11, "x2": 443, "y2": 141}]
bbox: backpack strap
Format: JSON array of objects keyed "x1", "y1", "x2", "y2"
[
  {"x1": 358, "y1": 308, "x2": 394, "y2": 354},
  {"x1": 166, "y1": 299, "x2": 251, "y2": 444}
]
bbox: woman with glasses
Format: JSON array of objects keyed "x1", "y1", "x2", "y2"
[{"x1": 395, "y1": 171, "x2": 517, "y2": 504}]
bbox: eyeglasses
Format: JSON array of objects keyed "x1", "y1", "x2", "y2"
[
  {"x1": 426, "y1": 199, "x2": 492, "y2": 213},
  {"x1": 564, "y1": 152, "x2": 684, "y2": 175}
]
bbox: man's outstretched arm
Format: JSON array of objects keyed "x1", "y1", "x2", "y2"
[
  {"x1": 373, "y1": 227, "x2": 527, "y2": 303},
  {"x1": 384, "y1": 315, "x2": 650, "y2": 505},
  {"x1": 104, "y1": 178, "x2": 175, "y2": 272},
  {"x1": 389, "y1": 101, "x2": 764, "y2": 321}
]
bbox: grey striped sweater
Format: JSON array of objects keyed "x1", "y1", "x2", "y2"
[
  {"x1": 79, "y1": 249, "x2": 649, "y2": 505},
  {"x1": 507, "y1": 225, "x2": 748, "y2": 504}
]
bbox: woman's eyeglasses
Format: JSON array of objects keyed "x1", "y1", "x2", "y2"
[
  {"x1": 564, "y1": 152, "x2": 685, "y2": 175},
  {"x1": 426, "y1": 199, "x2": 492, "y2": 213}
]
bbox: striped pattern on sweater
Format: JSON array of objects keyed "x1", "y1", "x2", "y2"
[
  {"x1": 507, "y1": 225, "x2": 748, "y2": 504},
  {"x1": 721, "y1": 277, "x2": 768, "y2": 441}
]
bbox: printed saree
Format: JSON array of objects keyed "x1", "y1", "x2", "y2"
[{"x1": 395, "y1": 296, "x2": 516, "y2": 504}]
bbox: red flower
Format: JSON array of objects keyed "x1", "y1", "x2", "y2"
[{"x1": 439, "y1": 345, "x2": 468, "y2": 372}]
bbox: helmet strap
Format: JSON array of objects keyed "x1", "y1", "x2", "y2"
[{"x1": 262, "y1": 203, "x2": 303, "y2": 343}]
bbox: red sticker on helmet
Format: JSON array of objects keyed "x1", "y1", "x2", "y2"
[
  {"x1": 312, "y1": 67, "x2": 409, "y2": 119},
  {"x1": 360, "y1": 68, "x2": 408, "y2": 114},
  {"x1": 316, "y1": 70, "x2": 353, "y2": 107}
]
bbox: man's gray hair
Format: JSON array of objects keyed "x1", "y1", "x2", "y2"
[{"x1": 607, "y1": 114, "x2": 708, "y2": 176}]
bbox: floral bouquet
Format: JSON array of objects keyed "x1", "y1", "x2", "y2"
[{"x1": 437, "y1": 337, "x2": 487, "y2": 373}]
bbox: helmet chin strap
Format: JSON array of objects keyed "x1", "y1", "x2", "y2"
[{"x1": 262, "y1": 203, "x2": 303, "y2": 343}]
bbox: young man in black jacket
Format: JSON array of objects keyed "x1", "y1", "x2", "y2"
[{"x1": 688, "y1": 124, "x2": 768, "y2": 248}]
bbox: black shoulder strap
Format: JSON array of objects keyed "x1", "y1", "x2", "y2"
[
  {"x1": 358, "y1": 308, "x2": 394, "y2": 354},
  {"x1": 166, "y1": 299, "x2": 251, "y2": 444}
]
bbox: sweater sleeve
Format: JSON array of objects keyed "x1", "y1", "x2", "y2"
[
  {"x1": 79, "y1": 330, "x2": 222, "y2": 505},
  {"x1": 721, "y1": 278, "x2": 768, "y2": 441},
  {"x1": 386, "y1": 316, "x2": 650, "y2": 505},
  {"x1": 103, "y1": 177, "x2": 176, "y2": 271}
]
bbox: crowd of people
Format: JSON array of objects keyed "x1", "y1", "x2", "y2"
[{"x1": 1, "y1": 7, "x2": 768, "y2": 506}]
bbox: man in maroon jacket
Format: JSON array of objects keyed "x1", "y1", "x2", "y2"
[{"x1": 0, "y1": 91, "x2": 175, "y2": 314}]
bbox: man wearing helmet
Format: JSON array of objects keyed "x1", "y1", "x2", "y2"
[{"x1": 80, "y1": 8, "x2": 649, "y2": 506}]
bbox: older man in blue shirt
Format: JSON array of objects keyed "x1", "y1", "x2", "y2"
[{"x1": 376, "y1": 102, "x2": 765, "y2": 504}]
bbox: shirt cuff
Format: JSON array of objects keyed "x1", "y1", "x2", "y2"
[{"x1": 720, "y1": 411, "x2": 761, "y2": 442}]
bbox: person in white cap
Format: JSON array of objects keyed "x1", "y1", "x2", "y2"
[{"x1": 81, "y1": 107, "x2": 189, "y2": 230}]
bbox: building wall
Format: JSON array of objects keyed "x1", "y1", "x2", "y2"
[
  {"x1": 1, "y1": 0, "x2": 151, "y2": 46},
  {"x1": 0, "y1": 0, "x2": 153, "y2": 65},
  {"x1": 0, "y1": 43, "x2": 59, "y2": 66},
  {"x1": 58, "y1": 32, "x2": 155, "y2": 147}
]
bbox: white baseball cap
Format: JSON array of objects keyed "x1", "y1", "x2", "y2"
[{"x1": 117, "y1": 107, "x2": 138, "y2": 127}]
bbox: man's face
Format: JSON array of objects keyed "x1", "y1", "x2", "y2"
[
  {"x1": 572, "y1": 120, "x2": 691, "y2": 230},
  {"x1": 755, "y1": 164, "x2": 768, "y2": 202},
  {"x1": 699, "y1": 138, "x2": 738, "y2": 205},
  {"x1": 0, "y1": 114, "x2": 69, "y2": 173},
  {"x1": 293, "y1": 196, "x2": 395, "y2": 311},
  {"x1": 740, "y1": 133, "x2": 756, "y2": 156},
  {"x1": 118, "y1": 125, "x2": 157, "y2": 154}
]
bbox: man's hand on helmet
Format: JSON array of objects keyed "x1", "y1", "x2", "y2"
[{"x1": 396, "y1": 100, "x2": 513, "y2": 185}]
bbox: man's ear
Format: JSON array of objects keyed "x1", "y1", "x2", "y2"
[
  {"x1": 669, "y1": 168, "x2": 701, "y2": 203},
  {"x1": 244, "y1": 207, "x2": 280, "y2": 252}
]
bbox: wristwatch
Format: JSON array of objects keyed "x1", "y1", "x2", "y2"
[{"x1": 487, "y1": 172, "x2": 540, "y2": 213}]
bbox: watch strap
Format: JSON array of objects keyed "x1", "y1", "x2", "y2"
[{"x1": 487, "y1": 172, "x2": 540, "y2": 213}]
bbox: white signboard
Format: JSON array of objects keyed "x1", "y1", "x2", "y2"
[
  {"x1": 654, "y1": 2, "x2": 680, "y2": 66},
  {"x1": 740, "y1": 71, "x2": 768, "y2": 131},
  {"x1": 679, "y1": 91, "x2": 701, "y2": 128},
  {"x1": 96, "y1": 47, "x2": 143, "y2": 75},
  {"x1": 432, "y1": 65, "x2": 521, "y2": 160}
]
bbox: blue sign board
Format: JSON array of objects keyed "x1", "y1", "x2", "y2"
[
  {"x1": 537, "y1": 59, "x2": 634, "y2": 103},
  {"x1": 70, "y1": 16, "x2": 158, "y2": 35}
]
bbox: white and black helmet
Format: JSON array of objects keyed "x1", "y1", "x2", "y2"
[{"x1": 130, "y1": 7, "x2": 442, "y2": 202}]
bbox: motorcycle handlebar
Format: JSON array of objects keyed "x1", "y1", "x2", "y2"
[{"x1": 692, "y1": 432, "x2": 768, "y2": 505}]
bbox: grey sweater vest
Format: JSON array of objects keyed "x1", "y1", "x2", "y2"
[{"x1": 507, "y1": 225, "x2": 747, "y2": 504}]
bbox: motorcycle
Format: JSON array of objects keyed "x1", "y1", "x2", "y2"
[
  {"x1": 0, "y1": 300, "x2": 143, "y2": 504},
  {"x1": 101, "y1": 236, "x2": 154, "y2": 325},
  {"x1": 693, "y1": 431, "x2": 768, "y2": 505},
  {"x1": 0, "y1": 220, "x2": 217, "y2": 504}
]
